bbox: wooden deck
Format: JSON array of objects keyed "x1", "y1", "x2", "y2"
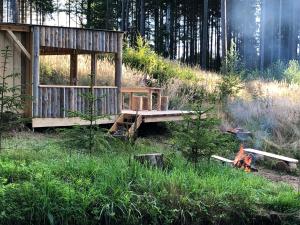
[
  {"x1": 32, "y1": 110, "x2": 197, "y2": 128},
  {"x1": 122, "y1": 110, "x2": 197, "y2": 123}
]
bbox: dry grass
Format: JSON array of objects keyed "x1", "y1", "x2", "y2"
[
  {"x1": 226, "y1": 80, "x2": 300, "y2": 157},
  {"x1": 40, "y1": 55, "x2": 144, "y2": 87},
  {"x1": 40, "y1": 55, "x2": 300, "y2": 157}
]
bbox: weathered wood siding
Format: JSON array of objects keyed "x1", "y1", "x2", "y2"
[
  {"x1": 0, "y1": 31, "x2": 22, "y2": 93},
  {"x1": 37, "y1": 85, "x2": 118, "y2": 118},
  {"x1": 37, "y1": 26, "x2": 120, "y2": 53}
]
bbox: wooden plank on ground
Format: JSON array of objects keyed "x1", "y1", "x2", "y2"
[
  {"x1": 244, "y1": 148, "x2": 298, "y2": 163},
  {"x1": 211, "y1": 155, "x2": 234, "y2": 163}
]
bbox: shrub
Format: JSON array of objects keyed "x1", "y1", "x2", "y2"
[
  {"x1": 283, "y1": 60, "x2": 300, "y2": 84},
  {"x1": 124, "y1": 36, "x2": 197, "y2": 85},
  {"x1": 173, "y1": 103, "x2": 237, "y2": 164}
]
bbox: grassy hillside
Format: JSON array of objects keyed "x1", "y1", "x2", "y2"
[
  {"x1": 1, "y1": 133, "x2": 299, "y2": 225},
  {"x1": 40, "y1": 50, "x2": 300, "y2": 160}
]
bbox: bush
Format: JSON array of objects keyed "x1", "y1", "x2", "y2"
[
  {"x1": 171, "y1": 102, "x2": 238, "y2": 163},
  {"x1": 283, "y1": 60, "x2": 300, "y2": 84},
  {"x1": 124, "y1": 36, "x2": 197, "y2": 85}
]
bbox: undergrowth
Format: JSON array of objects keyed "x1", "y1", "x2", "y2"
[{"x1": 0, "y1": 133, "x2": 299, "y2": 225}]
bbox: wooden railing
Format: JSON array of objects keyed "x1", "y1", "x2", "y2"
[{"x1": 36, "y1": 85, "x2": 118, "y2": 118}]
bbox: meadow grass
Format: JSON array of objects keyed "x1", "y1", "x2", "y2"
[
  {"x1": 40, "y1": 54, "x2": 300, "y2": 157},
  {"x1": 0, "y1": 133, "x2": 299, "y2": 225}
]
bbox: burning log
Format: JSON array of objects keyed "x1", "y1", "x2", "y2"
[
  {"x1": 227, "y1": 127, "x2": 253, "y2": 142},
  {"x1": 233, "y1": 145, "x2": 258, "y2": 172}
]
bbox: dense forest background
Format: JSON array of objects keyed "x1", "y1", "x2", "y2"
[{"x1": 1, "y1": 0, "x2": 300, "y2": 71}]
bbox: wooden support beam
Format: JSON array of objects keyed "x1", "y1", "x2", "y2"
[
  {"x1": 91, "y1": 52, "x2": 97, "y2": 85},
  {"x1": 32, "y1": 27, "x2": 40, "y2": 117},
  {"x1": 0, "y1": 24, "x2": 30, "y2": 32},
  {"x1": 6, "y1": 30, "x2": 31, "y2": 60},
  {"x1": 70, "y1": 53, "x2": 78, "y2": 85},
  {"x1": 115, "y1": 33, "x2": 123, "y2": 114}
]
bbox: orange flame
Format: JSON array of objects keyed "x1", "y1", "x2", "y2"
[{"x1": 233, "y1": 144, "x2": 252, "y2": 172}]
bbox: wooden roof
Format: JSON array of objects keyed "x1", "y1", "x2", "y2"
[{"x1": 0, "y1": 23, "x2": 124, "y2": 53}]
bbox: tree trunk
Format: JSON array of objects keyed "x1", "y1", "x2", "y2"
[
  {"x1": 201, "y1": 0, "x2": 208, "y2": 69},
  {"x1": 140, "y1": 0, "x2": 145, "y2": 37},
  {"x1": 11, "y1": 0, "x2": 19, "y2": 23},
  {"x1": 134, "y1": 153, "x2": 164, "y2": 168},
  {"x1": 221, "y1": 0, "x2": 227, "y2": 63}
]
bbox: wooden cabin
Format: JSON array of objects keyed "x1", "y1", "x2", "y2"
[
  {"x1": 1, "y1": 23, "x2": 195, "y2": 132},
  {"x1": 0, "y1": 23, "x2": 123, "y2": 128}
]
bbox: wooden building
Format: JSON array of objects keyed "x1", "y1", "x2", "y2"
[
  {"x1": 1, "y1": 23, "x2": 196, "y2": 133},
  {"x1": 0, "y1": 23, "x2": 123, "y2": 128}
]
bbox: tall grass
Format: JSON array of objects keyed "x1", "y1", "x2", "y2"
[
  {"x1": 0, "y1": 133, "x2": 299, "y2": 225},
  {"x1": 40, "y1": 55, "x2": 144, "y2": 87},
  {"x1": 40, "y1": 53, "x2": 300, "y2": 158}
]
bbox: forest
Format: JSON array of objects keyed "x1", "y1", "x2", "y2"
[
  {"x1": 1, "y1": 0, "x2": 300, "y2": 225},
  {"x1": 2, "y1": 0, "x2": 300, "y2": 70}
]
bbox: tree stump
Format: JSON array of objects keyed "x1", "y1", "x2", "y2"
[
  {"x1": 134, "y1": 153, "x2": 164, "y2": 168},
  {"x1": 131, "y1": 96, "x2": 143, "y2": 111},
  {"x1": 142, "y1": 96, "x2": 149, "y2": 110},
  {"x1": 161, "y1": 96, "x2": 169, "y2": 111}
]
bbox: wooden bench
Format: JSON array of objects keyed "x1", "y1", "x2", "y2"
[{"x1": 244, "y1": 148, "x2": 299, "y2": 170}]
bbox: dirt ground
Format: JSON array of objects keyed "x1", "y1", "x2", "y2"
[{"x1": 257, "y1": 167, "x2": 300, "y2": 191}]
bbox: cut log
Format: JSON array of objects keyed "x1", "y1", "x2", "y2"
[{"x1": 134, "y1": 153, "x2": 164, "y2": 168}]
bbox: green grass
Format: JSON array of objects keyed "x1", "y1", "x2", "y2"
[{"x1": 0, "y1": 133, "x2": 299, "y2": 225}]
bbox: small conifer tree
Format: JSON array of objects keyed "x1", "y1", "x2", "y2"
[{"x1": 0, "y1": 46, "x2": 24, "y2": 150}]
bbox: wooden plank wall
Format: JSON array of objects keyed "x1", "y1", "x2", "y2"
[
  {"x1": 37, "y1": 86, "x2": 118, "y2": 118},
  {"x1": 38, "y1": 26, "x2": 120, "y2": 53}
]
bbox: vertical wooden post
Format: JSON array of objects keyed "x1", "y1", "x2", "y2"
[
  {"x1": 32, "y1": 26, "x2": 40, "y2": 117},
  {"x1": 157, "y1": 90, "x2": 162, "y2": 111},
  {"x1": 91, "y1": 52, "x2": 97, "y2": 86},
  {"x1": 115, "y1": 33, "x2": 123, "y2": 114},
  {"x1": 70, "y1": 53, "x2": 78, "y2": 85},
  {"x1": 147, "y1": 90, "x2": 152, "y2": 111}
]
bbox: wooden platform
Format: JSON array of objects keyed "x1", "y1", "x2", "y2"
[
  {"x1": 32, "y1": 110, "x2": 197, "y2": 128},
  {"x1": 122, "y1": 110, "x2": 198, "y2": 123}
]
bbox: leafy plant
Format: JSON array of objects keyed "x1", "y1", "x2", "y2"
[
  {"x1": 1, "y1": 133, "x2": 299, "y2": 225},
  {"x1": 60, "y1": 73, "x2": 110, "y2": 155},
  {"x1": 172, "y1": 103, "x2": 220, "y2": 164},
  {"x1": 0, "y1": 46, "x2": 25, "y2": 150},
  {"x1": 283, "y1": 60, "x2": 300, "y2": 84},
  {"x1": 124, "y1": 36, "x2": 197, "y2": 85}
]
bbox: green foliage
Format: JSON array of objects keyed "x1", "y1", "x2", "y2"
[
  {"x1": 40, "y1": 63, "x2": 68, "y2": 85},
  {"x1": 218, "y1": 74, "x2": 243, "y2": 101},
  {"x1": 0, "y1": 134, "x2": 299, "y2": 225},
  {"x1": 30, "y1": 0, "x2": 55, "y2": 14},
  {"x1": 124, "y1": 36, "x2": 197, "y2": 85},
  {"x1": 172, "y1": 105, "x2": 222, "y2": 163},
  {"x1": 221, "y1": 41, "x2": 245, "y2": 77},
  {"x1": 283, "y1": 60, "x2": 300, "y2": 84},
  {"x1": 0, "y1": 46, "x2": 25, "y2": 150},
  {"x1": 60, "y1": 74, "x2": 108, "y2": 155},
  {"x1": 218, "y1": 41, "x2": 244, "y2": 102}
]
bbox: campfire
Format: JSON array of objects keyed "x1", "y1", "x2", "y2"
[{"x1": 233, "y1": 145, "x2": 257, "y2": 172}]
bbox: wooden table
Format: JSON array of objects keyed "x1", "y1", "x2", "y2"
[{"x1": 121, "y1": 87, "x2": 163, "y2": 111}]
